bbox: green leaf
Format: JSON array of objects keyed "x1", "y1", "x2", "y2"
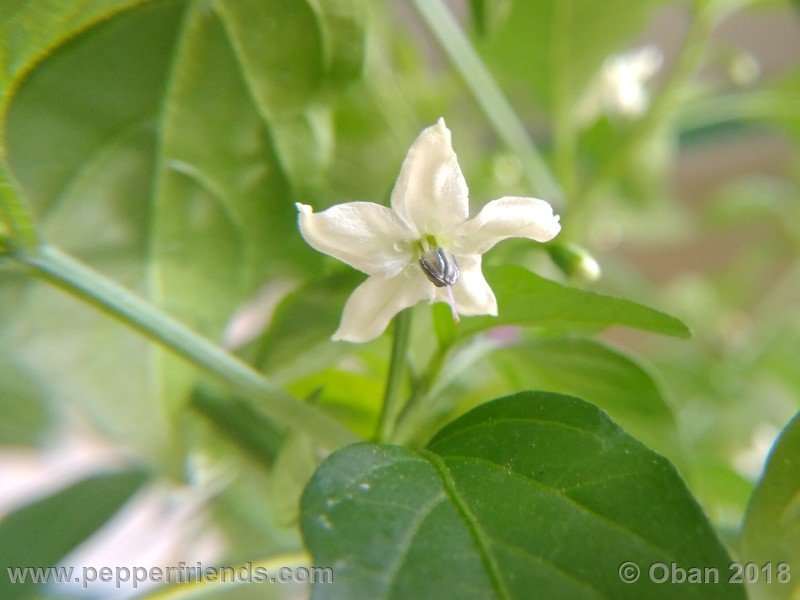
[
  {"x1": 0, "y1": 353, "x2": 49, "y2": 446},
  {"x1": 468, "y1": 0, "x2": 513, "y2": 37},
  {"x1": 0, "y1": 0, "x2": 149, "y2": 124},
  {"x1": 447, "y1": 265, "x2": 690, "y2": 340},
  {"x1": 739, "y1": 412, "x2": 800, "y2": 600},
  {"x1": 190, "y1": 386, "x2": 286, "y2": 468},
  {"x1": 302, "y1": 392, "x2": 742, "y2": 599},
  {"x1": 212, "y1": 0, "x2": 325, "y2": 117},
  {"x1": 492, "y1": 337, "x2": 678, "y2": 458},
  {"x1": 2, "y1": 0, "x2": 364, "y2": 468},
  {"x1": 268, "y1": 431, "x2": 321, "y2": 527},
  {"x1": 307, "y1": 0, "x2": 366, "y2": 88},
  {"x1": 255, "y1": 271, "x2": 360, "y2": 378},
  {"x1": 287, "y1": 368, "x2": 383, "y2": 440},
  {"x1": 0, "y1": 469, "x2": 147, "y2": 600}
]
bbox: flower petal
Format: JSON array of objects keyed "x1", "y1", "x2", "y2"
[
  {"x1": 333, "y1": 272, "x2": 434, "y2": 343},
  {"x1": 390, "y1": 118, "x2": 469, "y2": 237},
  {"x1": 297, "y1": 202, "x2": 412, "y2": 276},
  {"x1": 454, "y1": 196, "x2": 560, "y2": 255},
  {"x1": 435, "y1": 255, "x2": 497, "y2": 316}
]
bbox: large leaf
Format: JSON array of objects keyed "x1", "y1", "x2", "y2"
[
  {"x1": 0, "y1": 0, "x2": 149, "y2": 130},
  {"x1": 441, "y1": 265, "x2": 690, "y2": 342},
  {"x1": 492, "y1": 337, "x2": 678, "y2": 458},
  {"x1": 0, "y1": 469, "x2": 147, "y2": 600},
  {"x1": 739, "y1": 412, "x2": 800, "y2": 600},
  {"x1": 1, "y1": 0, "x2": 364, "y2": 467},
  {"x1": 302, "y1": 392, "x2": 741, "y2": 599}
]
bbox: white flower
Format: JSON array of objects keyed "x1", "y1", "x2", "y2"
[
  {"x1": 296, "y1": 118, "x2": 561, "y2": 343},
  {"x1": 576, "y1": 45, "x2": 664, "y2": 125}
]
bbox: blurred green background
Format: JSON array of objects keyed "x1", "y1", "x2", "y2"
[{"x1": 0, "y1": 0, "x2": 798, "y2": 597}]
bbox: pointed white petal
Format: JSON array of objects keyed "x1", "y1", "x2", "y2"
[
  {"x1": 390, "y1": 118, "x2": 469, "y2": 237},
  {"x1": 454, "y1": 196, "x2": 560, "y2": 256},
  {"x1": 297, "y1": 202, "x2": 412, "y2": 276},
  {"x1": 333, "y1": 272, "x2": 434, "y2": 343},
  {"x1": 435, "y1": 255, "x2": 497, "y2": 316}
]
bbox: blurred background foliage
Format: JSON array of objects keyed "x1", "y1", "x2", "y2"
[{"x1": 0, "y1": 0, "x2": 798, "y2": 597}]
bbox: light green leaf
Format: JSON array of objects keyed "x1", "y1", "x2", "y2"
[
  {"x1": 467, "y1": 0, "x2": 513, "y2": 37},
  {"x1": 0, "y1": 0, "x2": 150, "y2": 128},
  {"x1": 307, "y1": 0, "x2": 366, "y2": 88},
  {"x1": 302, "y1": 392, "x2": 742, "y2": 599},
  {"x1": 0, "y1": 353, "x2": 49, "y2": 446},
  {"x1": 212, "y1": 0, "x2": 325, "y2": 116},
  {"x1": 0, "y1": 469, "x2": 147, "y2": 600},
  {"x1": 268, "y1": 431, "x2": 321, "y2": 527},
  {"x1": 492, "y1": 337, "x2": 678, "y2": 458},
  {"x1": 739, "y1": 412, "x2": 800, "y2": 600},
  {"x1": 213, "y1": 0, "x2": 364, "y2": 194},
  {"x1": 2, "y1": 0, "x2": 364, "y2": 468},
  {"x1": 255, "y1": 271, "x2": 360, "y2": 378},
  {"x1": 287, "y1": 368, "x2": 382, "y2": 440},
  {"x1": 190, "y1": 386, "x2": 286, "y2": 468},
  {"x1": 447, "y1": 265, "x2": 690, "y2": 340}
]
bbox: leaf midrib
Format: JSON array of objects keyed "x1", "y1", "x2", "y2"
[
  {"x1": 422, "y1": 449, "x2": 510, "y2": 600},
  {"x1": 441, "y1": 453, "x2": 680, "y2": 565}
]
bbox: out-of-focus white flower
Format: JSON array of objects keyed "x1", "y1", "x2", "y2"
[
  {"x1": 297, "y1": 118, "x2": 561, "y2": 343},
  {"x1": 576, "y1": 45, "x2": 664, "y2": 125},
  {"x1": 733, "y1": 423, "x2": 780, "y2": 480}
]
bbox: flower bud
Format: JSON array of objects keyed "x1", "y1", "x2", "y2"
[{"x1": 548, "y1": 243, "x2": 601, "y2": 282}]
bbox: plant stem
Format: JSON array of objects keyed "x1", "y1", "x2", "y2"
[
  {"x1": 375, "y1": 308, "x2": 412, "y2": 442},
  {"x1": 17, "y1": 244, "x2": 359, "y2": 451},
  {"x1": 411, "y1": 0, "x2": 563, "y2": 208},
  {"x1": 391, "y1": 336, "x2": 496, "y2": 447}
]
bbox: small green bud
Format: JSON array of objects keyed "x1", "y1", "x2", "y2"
[{"x1": 548, "y1": 243, "x2": 601, "y2": 282}]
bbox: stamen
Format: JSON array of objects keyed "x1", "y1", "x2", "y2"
[
  {"x1": 445, "y1": 284, "x2": 460, "y2": 323},
  {"x1": 419, "y1": 246, "x2": 459, "y2": 287}
]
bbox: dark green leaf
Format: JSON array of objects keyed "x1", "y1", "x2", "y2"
[
  {"x1": 448, "y1": 265, "x2": 690, "y2": 340},
  {"x1": 302, "y1": 392, "x2": 741, "y2": 599},
  {"x1": 739, "y1": 412, "x2": 800, "y2": 600},
  {"x1": 0, "y1": 470, "x2": 147, "y2": 600}
]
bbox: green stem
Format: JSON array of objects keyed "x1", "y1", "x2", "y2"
[
  {"x1": 392, "y1": 335, "x2": 496, "y2": 447},
  {"x1": 375, "y1": 308, "x2": 412, "y2": 442},
  {"x1": 17, "y1": 244, "x2": 358, "y2": 451},
  {"x1": 411, "y1": 0, "x2": 563, "y2": 208},
  {"x1": 390, "y1": 339, "x2": 447, "y2": 444}
]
